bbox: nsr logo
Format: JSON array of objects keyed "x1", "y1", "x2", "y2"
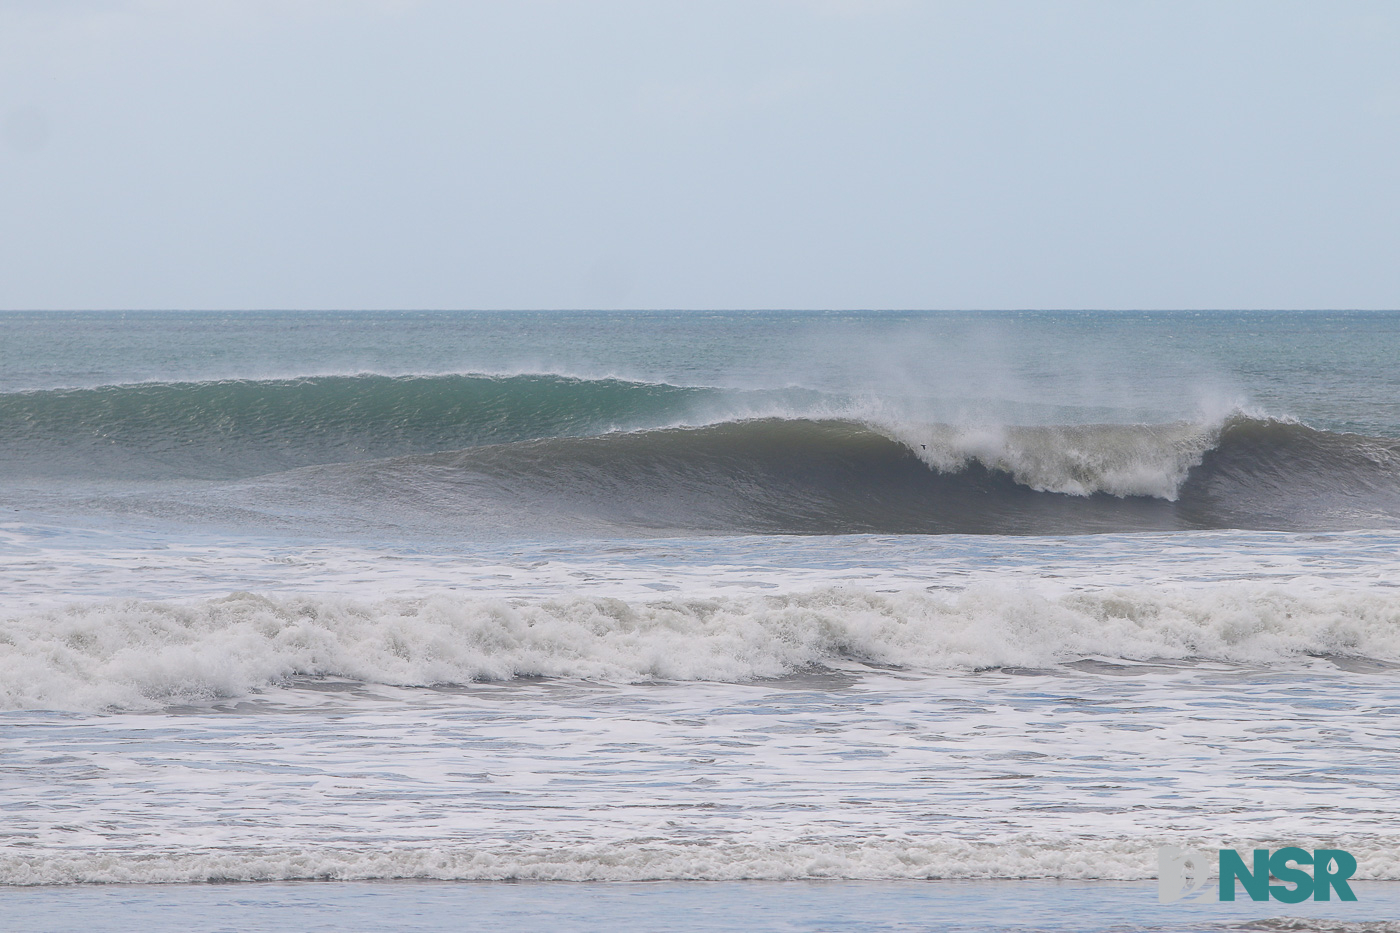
[{"x1": 1159, "y1": 847, "x2": 1358, "y2": 904}]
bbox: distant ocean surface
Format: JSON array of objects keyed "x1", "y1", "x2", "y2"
[{"x1": 3, "y1": 310, "x2": 1400, "y2": 931}]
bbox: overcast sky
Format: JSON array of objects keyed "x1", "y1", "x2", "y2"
[{"x1": 2, "y1": 0, "x2": 1397, "y2": 310}]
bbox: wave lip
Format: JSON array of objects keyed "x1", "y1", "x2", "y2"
[
  {"x1": 5, "y1": 585, "x2": 1399, "y2": 712},
  {"x1": 884, "y1": 419, "x2": 1221, "y2": 499}
]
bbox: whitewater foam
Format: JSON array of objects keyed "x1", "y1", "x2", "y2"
[
  {"x1": 5, "y1": 583, "x2": 1399, "y2": 711},
  {"x1": 880, "y1": 419, "x2": 1222, "y2": 499},
  {"x1": 7, "y1": 663, "x2": 1400, "y2": 887},
  {"x1": 8, "y1": 837, "x2": 1400, "y2": 885}
]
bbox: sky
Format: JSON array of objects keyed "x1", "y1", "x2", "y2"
[{"x1": 1, "y1": 0, "x2": 1397, "y2": 311}]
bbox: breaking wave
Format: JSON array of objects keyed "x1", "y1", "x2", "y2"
[
  {"x1": 4, "y1": 584, "x2": 1399, "y2": 712},
  {"x1": 272, "y1": 415, "x2": 1400, "y2": 535},
  {"x1": 4, "y1": 373, "x2": 1399, "y2": 534}
]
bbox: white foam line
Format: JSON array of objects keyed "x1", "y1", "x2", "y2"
[{"x1": 7, "y1": 837, "x2": 1400, "y2": 885}]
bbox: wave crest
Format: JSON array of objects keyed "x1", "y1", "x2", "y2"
[
  {"x1": 0, "y1": 373, "x2": 724, "y2": 479},
  {"x1": 883, "y1": 420, "x2": 1220, "y2": 499}
]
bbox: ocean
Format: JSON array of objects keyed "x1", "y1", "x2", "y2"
[{"x1": 2, "y1": 310, "x2": 1399, "y2": 932}]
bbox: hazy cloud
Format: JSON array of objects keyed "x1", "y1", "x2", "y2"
[{"x1": 1, "y1": 1, "x2": 1397, "y2": 310}]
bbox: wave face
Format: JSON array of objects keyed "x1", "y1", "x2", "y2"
[
  {"x1": 4, "y1": 374, "x2": 1400, "y2": 535},
  {"x1": 0, "y1": 373, "x2": 750, "y2": 479},
  {"x1": 5, "y1": 585, "x2": 1399, "y2": 712},
  {"x1": 271, "y1": 415, "x2": 1400, "y2": 536}
]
